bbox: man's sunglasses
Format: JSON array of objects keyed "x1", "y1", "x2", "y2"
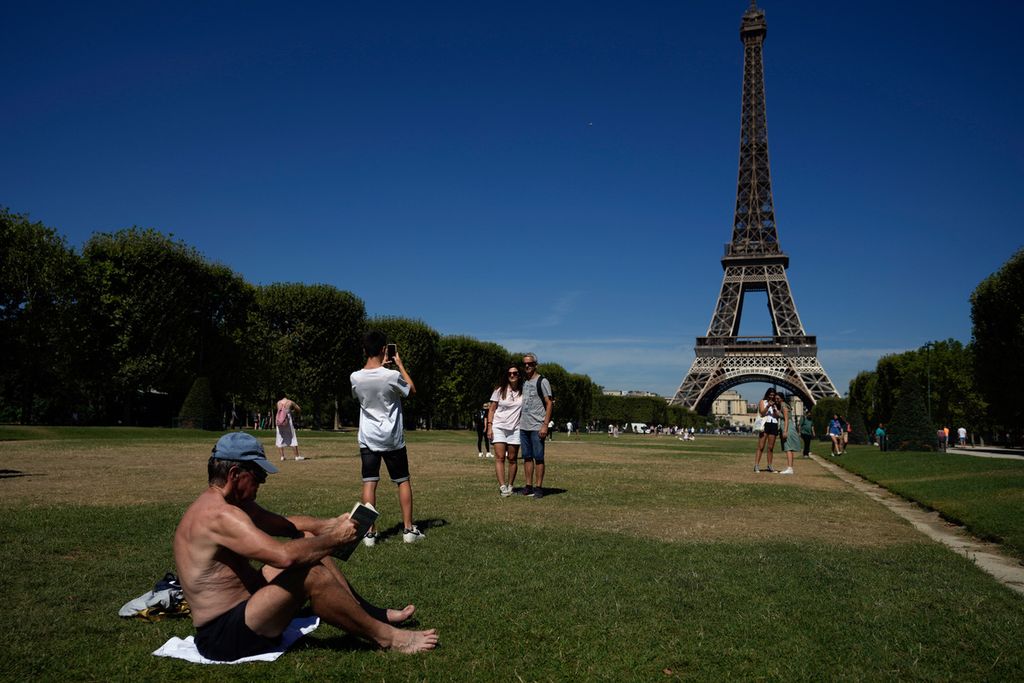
[{"x1": 243, "y1": 466, "x2": 267, "y2": 484}]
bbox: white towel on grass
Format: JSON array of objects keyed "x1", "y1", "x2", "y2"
[{"x1": 153, "y1": 616, "x2": 319, "y2": 664}]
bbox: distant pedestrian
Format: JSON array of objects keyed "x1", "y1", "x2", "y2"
[
  {"x1": 275, "y1": 396, "x2": 302, "y2": 461},
  {"x1": 957, "y1": 426, "x2": 967, "y2": 447},
  {"x1": 473, "y1": 402, "x2": 492, "y2": 458},
  {"x1": 827, "y1": 414, "x2": 844, "y2": 456},
  {"x1": 875, "y1": 424, "x2": 887, "y2": 451},
  {"x1": 799, "y1": 413, "x2": 815, "y2": 458}
]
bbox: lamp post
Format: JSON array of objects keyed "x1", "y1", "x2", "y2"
[{"x1": 923, "y1": 342, "x2": 934, "y2": 424}]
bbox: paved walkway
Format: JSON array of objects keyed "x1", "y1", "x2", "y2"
[
  {"x1": 946, "y1": 446, "x2": 1024, "y2": 460},
  {"x1": 812, "y1": 453, "x2": 1024, "y2": 596}
]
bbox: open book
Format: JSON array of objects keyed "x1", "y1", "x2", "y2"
[{"x1": 331, "y1": 502, "x2": 379, "y2": 561}]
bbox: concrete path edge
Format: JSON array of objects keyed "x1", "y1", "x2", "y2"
[{"x1": 812, "y1": 453, "x2": 1024, "y2": 596}]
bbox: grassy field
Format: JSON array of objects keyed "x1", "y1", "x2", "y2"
[
  {"x1": 2, "y1": 427, "x2": 1023, "y2": 681},
  {"x1": 826, "y1": 446, "x2": 1024, "y2": 559}
]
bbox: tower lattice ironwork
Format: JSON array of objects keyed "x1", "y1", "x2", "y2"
[{"x1": 670, "y1": 1, "x2": 838, "y2": 413}]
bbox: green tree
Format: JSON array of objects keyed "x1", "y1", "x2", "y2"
[
  {"x1": 81, "y1": 228, "x2": 252, "y2": 425},
  {"x1": 0, "y1": 209, "x2": 83, "y2": 423},
  {"x1": 590, "y1": 394, "x2": 679, "y2": 429},
  {"x1": 434, "y1": 336, "x2": 512, "y2": 427},
  {"x1": 369, "y1": 317, "x2": 440, "y2": 429},
  {"x1": 848, "y1": 371, "x2": 877, "y2": 431},
  {"x1": 845, "y1": 392, "x2": 868, "y2": 445},
  {"x1": 178, "y1": 376, "x2": 220, "y2": 429},
  {"x1": 971, "y1": 248, "x2": 1024, "y2": 442},
  {"x1": 560, "y1": 371, "x2": 597, "y2": 428},
  {"x1": 809, "y1": 396, "x2": 848, "y2": 440},
  {"x1": 666, "y1": 402, "x2": 707, "y2": 430},
  {"x1": 255, "y1": 283, "x2": 365, "y2": 429},
  {"x1": 872, "y1": 354, "x2": 909, "y2": 427},
  {"x1": 887, "y1": 373, "x2": 935, "y2": 451},
  {"x1": 870, "y1": 341, "x2": 984, "y2": 441}
]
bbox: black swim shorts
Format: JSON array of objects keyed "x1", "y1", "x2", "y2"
[
  {"x1": 194, "y1": 599, "x2": 281, "y2": 662},
  {"x1": 360, "y1": 446, "x2": 411, "y2": 483}
]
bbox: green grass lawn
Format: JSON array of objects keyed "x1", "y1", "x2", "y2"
[
  {"x1": 2, "y1": 428, "x2": 1023, "y2": 681},
  {"x1": 827, "y1": 445, "x2": 1024, "y2": 559}
]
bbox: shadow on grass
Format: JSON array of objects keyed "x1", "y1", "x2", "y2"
[
  {"x1": 375, "y1": 518, "x2": 449, "y2": 543},
  {"x1": 299, "y1": 633, "x2": 377, "y2": 653},
  {"x1": 508, "y1": 486, "x2": 568, "y2": 497},
  {"x1": 0, "y1": 469, "x2": 36, "y2": 479}
]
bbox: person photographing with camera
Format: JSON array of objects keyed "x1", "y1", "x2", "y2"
[{"x1": 350, "y1": 331, "x2": 424, "y2": 545}]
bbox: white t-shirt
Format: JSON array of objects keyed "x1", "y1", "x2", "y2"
[
  {"x1": 489, "y1": 388, "x2": 522, "y2": 430},
  {"x1": 351, "y1": 367, "x2": 410, "y2": 451}
]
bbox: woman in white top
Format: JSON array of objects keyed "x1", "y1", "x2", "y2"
[
  {"x1": 754, "y1": 388, "x2": 779, "y2": 473},
  {"x1": 486, "y1": 365, "x2": 523, "y2": 497}
]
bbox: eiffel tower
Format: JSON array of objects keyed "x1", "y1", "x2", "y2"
[{"x1": 670, "y1": 1, "x2": 839, "y2": 413}]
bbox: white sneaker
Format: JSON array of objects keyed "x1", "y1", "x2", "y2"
[
  {"x1": 403, "y1": 526, "x2": 424, "y2": 543},
  {"x1": 780, "y1": 467, "x2": 794, "y2": 475},
  {"x1": 478, "y1": 452, "x2": 484, "y2": 458},
  {"x1": 362, "y1": 532, "x2": 377, "y2": 547},
  {"x1": 295, "y1": 456, "x2": 305, "y2": 461},
  {"x1": 486, "y1": 452, "x2": 494, "y2": 458},
  {"x1": 500, "y1": 484, "x2": 512, "y2": 497}
]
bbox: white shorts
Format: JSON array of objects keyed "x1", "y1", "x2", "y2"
[{"x1": 491, "y1": 426, "x2": 520, "y2": 446}]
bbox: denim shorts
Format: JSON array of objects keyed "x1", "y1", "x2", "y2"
[{"x1": 520, "y1": 430, "x2": 545, "y2": 463}]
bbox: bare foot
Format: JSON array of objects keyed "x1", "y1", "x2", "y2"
[
  {"x1": 384, "y1": 627, "x2": 439, "y2": 654},
  {"x1": 387, "y1": 604, "x2": 416, "y2": 624}
]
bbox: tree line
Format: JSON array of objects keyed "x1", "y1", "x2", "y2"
[
  {"x1": 809, "y1": 248, "x2": 1024, "y2": 449},
  {"x1": 1, "y1": 208, "x2": 705, "y2": 430}
]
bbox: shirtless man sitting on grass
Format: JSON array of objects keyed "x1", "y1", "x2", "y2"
[{"x1": 173, "y1": 432, "x2": 438, "y2": 661}]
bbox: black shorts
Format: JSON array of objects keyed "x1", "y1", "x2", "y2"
[
  {"x1": 763, "y1": 422, "x2": 779, "y2": 436},
  {"x1": 360, "y1": 446, "x2": 411, "y2": 483},
  {"x1": 194, "y1": 599, "x2": 280, "y2": 662}
]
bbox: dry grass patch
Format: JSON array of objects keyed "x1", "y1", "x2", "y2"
[{"x1": 0, "y1": 432, "x2": 917, "y2": 550}]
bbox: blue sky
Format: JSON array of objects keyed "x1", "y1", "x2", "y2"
[{"x1": 3, "y1": 1, "x2": 1022, "y2": 401}]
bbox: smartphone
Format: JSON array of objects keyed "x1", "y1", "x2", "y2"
[{"x1": 386, "y1": 343, "x2": 397, "y2": 361}]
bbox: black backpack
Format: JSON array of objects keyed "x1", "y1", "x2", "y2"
[{"x1": 533, "y1": 375, "x2": 551, "y2": 404}]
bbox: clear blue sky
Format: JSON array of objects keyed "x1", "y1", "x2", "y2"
[{"x1": 3, "y1": 1, "x2": 1021, "y2": 401}]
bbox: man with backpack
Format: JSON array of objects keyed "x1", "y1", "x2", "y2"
[{"x1": 519, "y1": 353, "x2": 553, "y2": 499}]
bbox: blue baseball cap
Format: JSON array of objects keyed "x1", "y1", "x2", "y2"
[{"x1": 211, "y1": 432, "x2": 279, "y2": 474}]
